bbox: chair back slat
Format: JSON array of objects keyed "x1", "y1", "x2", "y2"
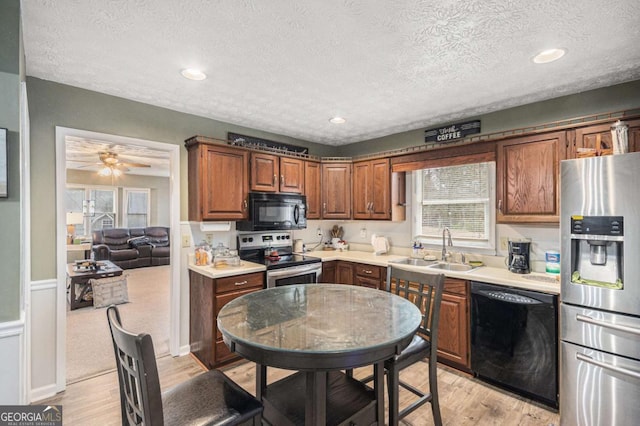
[
  {"x1": 107, "y1": 306, "x2": 164, "y2": 426},
  {"x1": 387, "y1": 266, "x2": 445, "y2": 340}
]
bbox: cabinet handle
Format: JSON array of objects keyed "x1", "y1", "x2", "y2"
[
  {"x1": 323, "y1": 202, "x2": 327, "y2": 214},
  {"x1": 363, "y1": 270, "x2": 373, "y2": 274},
  {"x1": 369, "y1": 202, "x2": 374, "y2": 212},
  {"x1": 242, "y1": 199, "x2": 248, "y2": 210},
  {"x1": 498, "y1": 199, "x2": 502, "y2": 213},
  {"x1": 273, "y1": 174, "x2": 277, "y2": 185},
  {"x1": 234, "y1": 280, "x2": 248, "y2": 286},
  {"x1": 281, "y1": 175, "x2": 285, "y2": 185}
]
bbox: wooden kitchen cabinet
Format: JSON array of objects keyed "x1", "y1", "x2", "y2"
[
  {"x1": 336, "y1": 261, "x2": 354, "y2": 285},
  {"x1": 437, "y1": 278, "x2": 470, "y2": 371},
  {"x1": 321, "y1": 260, "x2": 336, "y2": 283},
  {"x1": 321, "y1": 162, "x2": 352, "y2": 219},
  {"x1": 189, "y1": 270, "x2": 264, "y2": 368},
  {"x1": 568, "y1": 119, "x2": 640, "y2": 157},
  {"x1": 353, "y1": 263, "x2": 386, "y2": 290},
  {"x1": 304, "y1": 161, "x2": 322, "y2": 219},
  {"x1": 250, "y1": 152, "x2": 304, "y2": 193},
  {"x1": 496, "y1": 131, "x2": 566, "y2": 223},
  {"x1": 353, "y1": 158, "x2": 391, "y2": 220},
  {"x1": 186, "y1": 139, "x2": 249, "y2": 221}
]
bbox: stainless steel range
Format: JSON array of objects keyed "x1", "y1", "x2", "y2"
[{"x1": 237, "y1": 231, "x2": 322, "y2": 288}]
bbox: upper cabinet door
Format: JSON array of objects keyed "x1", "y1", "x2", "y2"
[
  {"x1": 322, "y1": 162, "x2": 352, "y2": 219},
  {"x1": 250, "y1": 153, "x2": 279, "y2": 192},
  {"x1": 188, "y1": 143, "x2": 249, "y2": 221},
  {"x1": 569, "y1": 119, "x2": 640, "y2": 157},
  {"x1": 352, "y1": 161, "x2": 371, "y2": 219},
  {"x1": 496, "y1": 131, "x2": 566, "y2": 223},
  {"x1": 304, "y1": 161, "x2": 321, "y2": 219},
  {"x1": 369, "y1": 159, "x2": 391, "y2": 220},
  {"x1": 279, "y1": 157, "x2": 304, "y2": 194}
]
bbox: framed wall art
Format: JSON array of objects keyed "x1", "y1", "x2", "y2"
[{"x1": 0, "y1": 128, "x2": 7, "y2": 198}]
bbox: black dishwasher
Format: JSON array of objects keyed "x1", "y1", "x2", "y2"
[{"x1": 470, "y1": 282, "x2": 558, "y2": 408}]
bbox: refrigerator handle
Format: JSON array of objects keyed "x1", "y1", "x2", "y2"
[
  {"x1": 576, "y1": 353, "x2": 640, "y2": 380},
  {"x1": 576, "y1": 314, "x2": 640, "y2": 336}
]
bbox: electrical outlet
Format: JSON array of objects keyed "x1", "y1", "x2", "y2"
[
  {"x1": 316, "y1": 228, "x2": 323, "y2": 237},
  {"x1": 181, "y1": 234, "x2": 191, "y2": 248},
  {"x1": 500, "y1": 237, "x2": 508, "y2": 251},
  {"x1": 360, "y1": 228, "x2": 367, "y2": 238},
  {"x1": 204, "y1": 233, "x2": 213, "y2": 244}
]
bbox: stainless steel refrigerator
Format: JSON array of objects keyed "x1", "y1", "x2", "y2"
[{"x1": 560, "y1": 152, "x2": 640, "y2": 426}]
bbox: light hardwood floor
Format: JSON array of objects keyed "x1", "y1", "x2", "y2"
[{"x1": 39, "y1": 354, "x2": 559, "y2": 425}]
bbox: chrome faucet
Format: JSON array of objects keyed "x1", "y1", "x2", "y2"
[{"x1": 442, "y1": 227, "x2": 453, "y2": 261}]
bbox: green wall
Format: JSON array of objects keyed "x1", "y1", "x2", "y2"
[
  {"x1": 27, "y1": 77, "x2": 332, "y2": 280},
  {"x1": 0, "y1": 0, "x2": 22, "y2": 322},
  {"x1": 338, "y1": 80, "x2": 640, "y2": 157}
]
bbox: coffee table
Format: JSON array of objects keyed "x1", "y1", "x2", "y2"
[{"x1": 66, "y1": 260, "x2": 123, "y2": 310}]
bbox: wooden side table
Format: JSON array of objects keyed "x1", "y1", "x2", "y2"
[{"x1": 67, "y1": 260, "x2": 123, "y2": 310}]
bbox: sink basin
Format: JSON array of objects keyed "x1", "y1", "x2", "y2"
[
  {"x1": 389, "y1": 258, "x2": 437, "y2": 267},
  {"x1": 427, "y1": 262, "x2": 480, "y2": 272}
]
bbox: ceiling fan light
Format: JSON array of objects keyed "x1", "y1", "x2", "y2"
[
  {"x1": 112, "y1": 168, "x2": 122, "y2": 177},
  {"x1": 98, "y1": 166, "x2": 112, "y2": 176}
]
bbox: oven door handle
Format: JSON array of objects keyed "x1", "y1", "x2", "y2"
[
  {"x1": 576, "y1": 314, "x2": 640, "y2": 336},
  {"x1": 267, "y1": 264, "x2": 321, "y2": 278},
  {"x1": 576, "y1": 353, "x2": 640, "y2": 380}
]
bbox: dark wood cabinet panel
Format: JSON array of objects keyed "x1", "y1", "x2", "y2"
[
  {"x1": 250, "y1": 152, "x2": 279, "y2": 192},
  {"x1": 251, "y1": 153, "x2": 304, "y2": 194},
  {"x1": 304, "y1": 161, "x2": 322, "y2": 219},
  {"x1": 336, "y1": 261, "x2": 354, "y2": 285},
  {"x1": 352, "y1": 159, "x2": 390, "y2": 220},
  {"x1": 569, "y1": 119, "x2": 640, "y2": 157},
  {"x1": 496, "y1": 131, "x2": 566, "y2": 223},
  {"x1": 435, "y1": 278, "x2": 470, "y2": 370},
  {"x1": 187, "y1": 141, "x2": 249, "y2": 221},
  {"x1": 189, "y1": 270, "x2": 264, "y2": 369},
  {"x1": 280, "y1": 157, "x2": 304, "y2": 194},
  {"x1": 321, "y1": 261, "x2": 336, "y2": 283},
  {"x1": 321, "y1": 162, "x2": 352, "y2": 219}
]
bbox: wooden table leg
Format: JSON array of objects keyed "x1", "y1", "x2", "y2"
[{"x1": 305, "y1": 371, "x2": 327, "y2": 426}]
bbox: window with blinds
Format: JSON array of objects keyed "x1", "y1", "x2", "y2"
[{"x1": 414, "y1": 161, "x2": 495, "y2": 249}]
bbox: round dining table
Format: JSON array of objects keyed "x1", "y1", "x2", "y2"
[{"x1": 217, "y1": 283, "x2": 422, "y2": 426}]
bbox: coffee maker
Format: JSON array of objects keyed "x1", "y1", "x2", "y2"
[{"x1": 508, "y1": 239, "x2": 531, "y2": 274}]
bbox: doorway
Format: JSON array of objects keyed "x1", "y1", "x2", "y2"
[{"x1": 54, "y1": 127, "x2": 181, "y2": 391}]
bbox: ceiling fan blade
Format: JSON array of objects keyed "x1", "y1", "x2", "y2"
[{"x1": 117, "y1": 162, "x2": 151, "y2": 168}]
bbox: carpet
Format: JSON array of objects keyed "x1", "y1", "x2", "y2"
[{"x1": 66, "y1": 265, "x2": 170, "y2": 384}]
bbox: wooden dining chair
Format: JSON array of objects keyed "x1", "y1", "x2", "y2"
[
  {"x1": 386, "y1": 266, "x2": 445, "y2": 426},
  {"x1": 107, "y1": 305, "x2": 262, "y2": 426}
]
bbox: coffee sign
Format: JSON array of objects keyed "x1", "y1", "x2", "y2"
[{"x1": 425, "y1": 120, "x2": 481, "y2": 143}]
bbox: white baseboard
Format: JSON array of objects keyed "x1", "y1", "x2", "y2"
[
  {"x1": 178, "y1": 344, "x2": 191, "y2": 357},
  {"x1": 29, "y1": 384, "x2": 58, "y2": 403}
]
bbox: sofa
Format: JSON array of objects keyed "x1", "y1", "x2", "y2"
[{"x1": 92, "y1": 227, "x2": 170, "y2": 269}]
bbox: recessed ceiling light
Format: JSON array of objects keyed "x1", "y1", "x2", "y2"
[
  {"x1": 533, "y1": 48, "x2": 566, "y2": 64},
  {"x1": 329, "y1": 117, "x2": 346, "y2": 124},
  {"x1": 181, "y1": 68, "x2": 207, "y2": 81}
]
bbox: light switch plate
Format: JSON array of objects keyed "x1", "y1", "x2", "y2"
[
  {"x1": 181, "y1": 234, "x2": 191, "y2": 248},
  {"x1": 500, "y1": 237, "x2": 508, "y2": 251}
]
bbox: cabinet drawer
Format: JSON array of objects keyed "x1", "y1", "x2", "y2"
[
  {"x1": 354, "y1": 264, "x2": 381, "y2": 279},
  {"x1": 216, "y1": 272, "x2": 264, "y2": 294},
  {"x1": 355, "y1": 276, "x2": 381, "y2": 290},
  {"x1": 444, "y1": 278, "x2": 467, "y2": 296},
  {"x1": 215, "y1": 339, "x2": 237, "y2": 364},
  {"x1": 215, "y1": 287, "x2": 259, "y2": 339}
]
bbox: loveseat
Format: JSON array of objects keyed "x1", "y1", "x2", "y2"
[{"x1": 91, "y1": 227, "x2": 170, "y2": 269}]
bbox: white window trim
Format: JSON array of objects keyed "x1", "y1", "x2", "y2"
[
  {"x1": 122, "y1": 187, "x2": 151, "y2": 228},
  {"x1": 412, "y1": 163, "x2": 496, "y2": 252}
]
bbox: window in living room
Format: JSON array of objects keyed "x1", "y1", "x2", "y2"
[
  {"x1": 123, "y1": 188, "x2": 150, "y2": 227},
  {"x1": 65, "y1": 186, "x2": 117, "y2": 235}
]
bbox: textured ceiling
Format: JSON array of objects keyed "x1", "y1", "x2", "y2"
[{"x1": 22, "y1": 0, "x2": 640, "y2": 146}]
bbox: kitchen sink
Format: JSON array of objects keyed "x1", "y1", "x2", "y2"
[
  {"x1": 389, "y1": 258, "x2": 437, "y2": 267},
  {"x1": 427, "y1": 262, "x2": 480, "y2": 272}
]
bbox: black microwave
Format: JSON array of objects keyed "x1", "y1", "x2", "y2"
[{"x1": 236, "y1": 193, "x2": 307, "y2": 231}]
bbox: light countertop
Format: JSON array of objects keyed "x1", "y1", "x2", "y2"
[{"x1": 188, "y1": 250, "x2": 560, "y2": 294}]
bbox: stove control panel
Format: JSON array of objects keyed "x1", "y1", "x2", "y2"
[{"x1": 238, "y1": 232, "x2": 292, "y2": 250}]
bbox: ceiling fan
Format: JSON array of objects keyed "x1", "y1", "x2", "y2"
[{"x1": 72, "y1": 151, "x2": 151, "y2": 176}]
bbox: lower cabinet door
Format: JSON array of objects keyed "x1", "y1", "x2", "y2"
[{"x1": 437, "y1": 292, "x2": 470, "y2": 369}]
